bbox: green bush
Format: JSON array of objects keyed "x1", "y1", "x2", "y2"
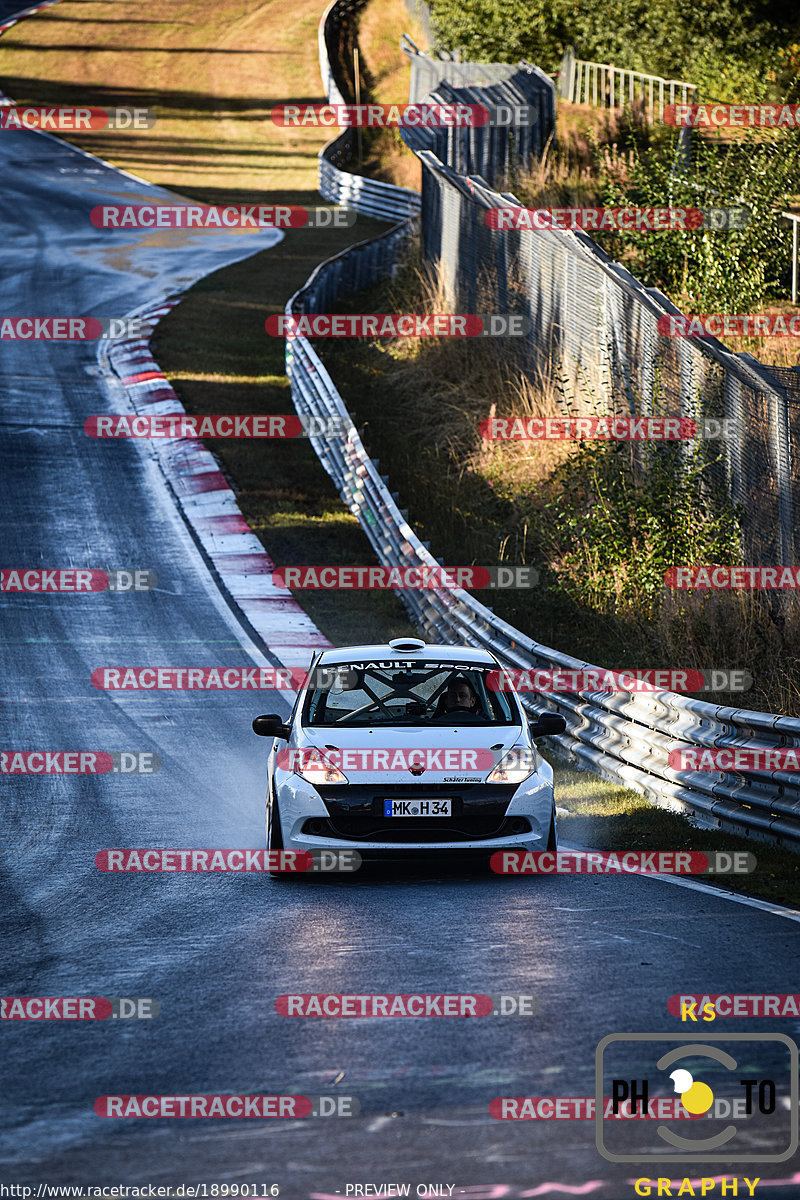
[
  {"x1": 533, "y1": 439, "x2": 743, "y2": 621},
  {"x1": 593, "y1": 120, "x2": 800, "y2": 310},
  {"x1": 430, "y1": 0, "x2": 793, "y2": 97}
]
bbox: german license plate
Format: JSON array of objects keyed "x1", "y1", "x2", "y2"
[{"x1": 383, "y1": 798, "x2": 451, "y2": 817}]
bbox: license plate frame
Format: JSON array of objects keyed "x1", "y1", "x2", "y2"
[{"x1": 382, "y1": 798, "x2": 453, "y2": 818}]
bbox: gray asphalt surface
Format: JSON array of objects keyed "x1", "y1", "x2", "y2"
[{"x1": 1, "y1": 68, "x2": 800, "y2": 1200}]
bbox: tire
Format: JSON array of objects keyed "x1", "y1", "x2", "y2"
[
  {"x1": 546, "y1": 811, "x2": 558, "y2": 851},
  {"x1": 267, "y1": 786, "x2": 287, "y2": 879}
]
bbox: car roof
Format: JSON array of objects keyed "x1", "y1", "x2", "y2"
[{"x1": 316, "y1": 642, "x2": 498, "y2": 667}]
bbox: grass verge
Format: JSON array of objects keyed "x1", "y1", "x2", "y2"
[{"x1": 553, "y1": 760, "x2": 800, "y2": 909}]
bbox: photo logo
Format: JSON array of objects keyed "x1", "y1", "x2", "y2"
[
  {"x1": 596, "y1": 1033, "x2": 798, "y2": 1162},
  {"x1": 668, "y1": 1068, "x2": 714, "y2": 1115}
]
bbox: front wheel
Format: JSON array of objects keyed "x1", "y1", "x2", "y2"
[
  {"x1": 267, "y1": 787, "x2": 287, "y2": 878},
  {"x1": 546, "y1": 811, "x2": 557, "y2": 850}
]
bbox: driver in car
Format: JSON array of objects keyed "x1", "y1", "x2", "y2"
[{"x1": 434, "y1": 677, "x2": 485, "y2": 718}]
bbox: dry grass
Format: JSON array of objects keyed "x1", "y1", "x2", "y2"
[
  {"x1": 513, "y1": 102, "x2": 648, "y2": 210},
  {"x1": 0, "y1": 0, "x2": 332, "y2": 203},
  {"x1": 351, "y1": 0, "x2": 423, "y2": 190},
  {"x1": 376, "y1": 256, "x2": 579, "y2": 493}
]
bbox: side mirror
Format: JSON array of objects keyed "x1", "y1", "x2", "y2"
[
  {"x1": 529, "y1": 711, "x2": 567, "y2": 738},
  {"x1": 252, "y1": 714, "x2": 290, "y2": 739}
]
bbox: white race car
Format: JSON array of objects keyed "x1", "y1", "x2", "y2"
[{"x1": 252, "y1": 637, "x2": 565, "y2": 864}]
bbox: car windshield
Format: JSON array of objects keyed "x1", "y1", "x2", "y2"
[{"x1": 304, "y1": 661, "x2": 518, "y2": 727}]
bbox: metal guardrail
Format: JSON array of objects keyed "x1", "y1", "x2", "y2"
[
  {"x1": 317, "y1": 0, "x2": 421, "y2": 219},
  {"x1": 557, "y1": 46, "x2": 698, "y2": 122},
  {"x1": 288, "y1": 0, "x2": 800, "y2": 851}
]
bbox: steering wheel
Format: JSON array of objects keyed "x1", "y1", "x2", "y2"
[
  {"x1": 430, "y1": 704, "x2": 485, "y2": 721},
  {"x1": 334, "y1": 697, "x2": 396, "y2": 723}
]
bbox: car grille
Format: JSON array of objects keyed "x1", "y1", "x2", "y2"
[
  {"x1": 307, "y1": 783, "x2": 525, "y2": 843},
  {"x1": 301, "y1": 815, "x2": 530, "y2": 843}
]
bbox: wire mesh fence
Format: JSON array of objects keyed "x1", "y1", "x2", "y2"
[
  {"x1": 399, "y1": 138, "x2": 799, "y2": 567},
  {"x1": 286, "y1": 222, "x2": 800, "y2": 850},
  {"x1": 400, "y1": 40, "x2": 556, "y2": 188}
]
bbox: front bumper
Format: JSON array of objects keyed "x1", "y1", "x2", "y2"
[{"x1": 271, "y1": 772, "x2": 555, "y2": 854}]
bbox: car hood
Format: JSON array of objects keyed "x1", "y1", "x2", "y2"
[{"x1": 287, "y1": 724, "x2": 527, "y2": 785}]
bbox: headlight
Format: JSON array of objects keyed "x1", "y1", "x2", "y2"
[
  {"x1": 486, "y1": 745, "x2": 537, "y2": 784},
  {"x1": 293, "y1": 748, "x2": 349, "y2": 786}
]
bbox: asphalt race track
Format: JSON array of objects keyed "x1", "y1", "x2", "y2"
[{"x1": 2, "y1": 35, "x2": 800, "y2": 1200}]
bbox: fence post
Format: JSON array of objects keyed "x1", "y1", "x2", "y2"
[
  {"x1": 773, "y1": 385, "x2": 795, "y2": 566},
  {"x1": 558, "y1": 46, "x2": 575, "y2": 100}
]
